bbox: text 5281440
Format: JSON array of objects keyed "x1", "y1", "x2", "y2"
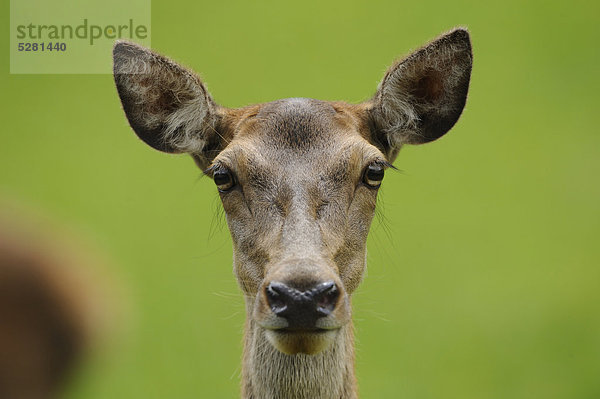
[{"x1": 17, "y1": 42, "x2": 67, "y2": 52}]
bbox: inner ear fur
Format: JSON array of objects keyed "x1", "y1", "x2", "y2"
[
  {"x1": 368, "y1": 28, "x2": 473, "y2": 160},
  {"x1": 113, "y1": 41, "x2": 222, "y2": 158}
]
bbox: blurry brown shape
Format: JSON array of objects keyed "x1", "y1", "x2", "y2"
[{"x1": 0, "y1": 207, "x2": 110, "y2": 399}]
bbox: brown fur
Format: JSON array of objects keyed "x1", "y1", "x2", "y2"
[
  {"x1": 113, "y1": 28, "x2": 473, "y2": 398},
  {"x1": 0, "y1": 213, "x2": 102, "y2": 399}
]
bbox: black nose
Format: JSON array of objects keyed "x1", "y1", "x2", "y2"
[{"x1": 265, "y1": 281, "x2": 340, "y2": 330}]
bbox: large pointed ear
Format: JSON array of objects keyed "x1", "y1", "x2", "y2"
[
  {"x1": 113, "y1": 41, "x2": 224, "y2": 167},
  {"x1": 367, "y1": 28, "x2": 472, "y2": 161}
]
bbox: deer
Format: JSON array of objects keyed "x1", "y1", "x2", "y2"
[{"x1": 113, "y1": 28, "x2": 472, "y2": 399}]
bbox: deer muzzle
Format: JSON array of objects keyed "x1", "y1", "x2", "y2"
[{"x1": 252, "y1": 259, "x2": 351, "y2": 354}]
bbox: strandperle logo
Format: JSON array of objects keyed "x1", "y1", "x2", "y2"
[
  {"x1": 16, "y1": 19, "x2": 148, "y2": 45},
  {"x1": 10, "y1": 0, "x2": 151, "y2": 74}
]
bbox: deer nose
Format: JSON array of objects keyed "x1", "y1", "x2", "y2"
[{"x1": 265, "y1": 281, "x2": 340, "y2": 330}]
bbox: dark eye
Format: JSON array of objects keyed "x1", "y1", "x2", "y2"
[
  {"x1": 363, "y1": 164, "x2": 385, "y2": 188},
  {"x1": 213, "y1": 168, "x2": 235, "y2": 192}
]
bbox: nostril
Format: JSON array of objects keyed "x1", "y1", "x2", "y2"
[
  {"x1": 315, "y1": 282, "x2": 339, "y2": 316},
  {"x1": 266, "y1": 282, "x2": 288, "y2": 315}
]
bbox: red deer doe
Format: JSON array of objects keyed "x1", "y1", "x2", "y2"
[{"x1": 113, "y1": 28, "x2": 472, "y2": 398}]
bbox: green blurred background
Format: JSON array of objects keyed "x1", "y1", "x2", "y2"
[{"x1": 1, "y1": 0, "x2": 599, "y2": 397}]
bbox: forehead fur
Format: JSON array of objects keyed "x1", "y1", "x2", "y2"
[
  {"x1": 214, "y1": 98, "x2": 381, "y2": 176},
  {"x1": 232, "y1": 98, "x2": 367, "y2": 151},
  {"x1": 255, "y1": 98, "x2": 333, "y2": 147}
]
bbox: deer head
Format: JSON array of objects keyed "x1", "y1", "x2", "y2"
[{"x1": 114, "y1": 28, "x2": 472, "y2": 398}]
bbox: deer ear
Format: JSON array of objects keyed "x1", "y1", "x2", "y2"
[
  {"x1": 367, "y1": 28, "x2": 472, "y2": 160},
  {"x1": 113, "y1": 41, "x2": 222, "y2": 163}
]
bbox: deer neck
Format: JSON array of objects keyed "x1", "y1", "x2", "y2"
[{"x1": 241, "y1": 302, "x2": 357, "y2": 399}]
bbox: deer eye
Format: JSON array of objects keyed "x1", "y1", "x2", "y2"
[
  {"x1": 363, "y1": 164, "x2": 385, "y2": 188},
  {"x1": 213, "y1": 168, "x2": 235, "y2": 192}
]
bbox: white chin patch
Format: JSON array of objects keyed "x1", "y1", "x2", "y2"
[{"x1": 265, "y1": 329, "x2": 338, "y2": 355}]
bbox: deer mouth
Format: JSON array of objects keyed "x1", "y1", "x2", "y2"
[
  {"x1": 256, "y1": 308, "x2": 348, "y2": 355},
  {"x1": 278, "y1": 326, "x2": 332, "y2": 333}
]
